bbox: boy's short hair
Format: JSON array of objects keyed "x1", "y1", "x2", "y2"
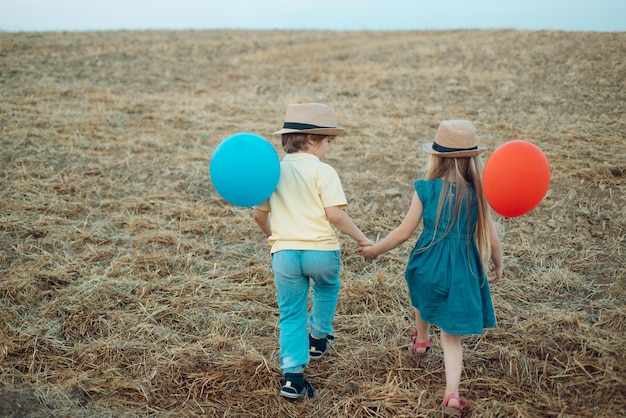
[{"x1": 282, "y1": 133, "x2": 329, "y2": 154}]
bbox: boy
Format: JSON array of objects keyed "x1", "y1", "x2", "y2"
[{"x1": 254, "y1": 103, "x2": 372, "y2": 399}]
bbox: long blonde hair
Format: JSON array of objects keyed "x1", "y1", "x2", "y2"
[{"x1": 424, "y1": 154, "x2": 491, "y2": 269}]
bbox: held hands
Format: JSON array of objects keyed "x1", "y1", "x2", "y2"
[
  {"x1": 358, "y1": 243, "x2": 378, "y2": 261},
  {"x1": 357, "y1": 238, "x2": 374, "y2": 256}
]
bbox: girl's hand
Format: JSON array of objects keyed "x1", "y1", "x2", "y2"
[{"x1": 489, "y1": 264, "x2": 502, "y2": 284}]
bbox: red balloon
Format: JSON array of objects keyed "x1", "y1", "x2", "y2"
[{"x1": 482, "y1": 140, "x2": 550, "y2": 218}]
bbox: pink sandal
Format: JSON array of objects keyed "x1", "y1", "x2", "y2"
[
  {"x1": 441, "y1": 393, "x2": 467, "y2": 417},
  {"x1": 410, "y1": 330, "x2": 432, "y2": 359}
]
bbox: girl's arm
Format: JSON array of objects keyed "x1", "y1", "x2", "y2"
[
  {"x1": 359, "y1": 192, "x2": 423, "y2": 260},
  {"x1": 253, "y1": 208, "x2": 272, "y2": 238},
  {"x1": 325, "y1": 206, "x2": 373, "y2": 247},
  {"x1": 488, "y1": 219, "x2": 503, "y2": 283}
]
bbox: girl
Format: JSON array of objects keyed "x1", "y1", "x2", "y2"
[
  {"x1": 359, "y1": 120, "x2": 503, "y2": 417},
  {"x1": 254, "y1": 103, "x2": 372, "y2": 399}
]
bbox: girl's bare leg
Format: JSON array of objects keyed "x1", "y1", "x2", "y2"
[
  {"x1": 440, "y1": 330, "x2": 463, "y2": 408},
  {"x1": 413, "y1": 308, "x2": 430, "y2": 355}
]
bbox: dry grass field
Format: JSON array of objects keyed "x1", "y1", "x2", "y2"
[{"x1": 1, "y1": 29, "x2": 625, "y2": 417}]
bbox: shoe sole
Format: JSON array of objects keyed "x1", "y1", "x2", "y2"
[
  {"x1": 415, "y1": 348, "x2": 432, "y2": 359},
  {"x1": 280, "y1": 390, "x2": 305, "y2": 399},
  {"x1": 309, "y1": 349, "x2": 328, "y2": 359},
  {"x1": 442, "y1": 405, "x2": 461, "y2": 417}
]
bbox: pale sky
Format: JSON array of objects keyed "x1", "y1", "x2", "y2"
[{"x1": 1, "y1": 0, "x2": 624, "y2": 32}]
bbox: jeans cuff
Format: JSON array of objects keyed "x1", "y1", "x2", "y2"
[{"x1": 283, "y1": 366, "x2": 304, "y2": 374}]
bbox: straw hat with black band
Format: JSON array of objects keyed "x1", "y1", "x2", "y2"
[
  {"x1": 423, "y1": 120, "x2": 487, "y2": 158},
  {"x1": 274, "y1": 103, "x2": 346, "y2": 137}
]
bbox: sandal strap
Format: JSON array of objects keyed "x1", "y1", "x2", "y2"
[
  {"x1": 442, "y1": 393, "x2": 467, "y2": 408},
  {"x1": 410, "y1": 331, "x2": 432, "y2": 349},
  {"x1": 412, "y1": 337, "x2": 432, "y2": 349}
]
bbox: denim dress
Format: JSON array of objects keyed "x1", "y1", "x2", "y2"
[{"x1": 405, "y1": 179, "x2": 496, "y2": 335}]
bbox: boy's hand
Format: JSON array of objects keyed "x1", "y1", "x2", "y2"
[{"x1": 357, "y1": 238, "x2": 374, "y2": 247}]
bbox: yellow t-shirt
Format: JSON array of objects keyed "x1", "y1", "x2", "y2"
[{"x1": 256, "y1": 153, "x2": 348, "y2": 253}]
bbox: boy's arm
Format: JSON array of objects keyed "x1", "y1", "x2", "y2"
[
  {"x1": 253, "y1": 208, "x2": 271, "y2": 238},
  {"x1": 325, "y1": 206, "x2": 372, "y2": 247}
]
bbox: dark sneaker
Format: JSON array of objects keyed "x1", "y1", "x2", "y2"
[
  {"x1": 309, "y1": 334, "x2": 335, "y2": 359},
  {"x1": 280, "y1": 372, "x2": 314, "y2": 399}
]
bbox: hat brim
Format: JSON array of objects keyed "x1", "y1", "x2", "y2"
[
  {"x1": 273, "y1": 127, "x2": 347, "y2": 136},
  {"x1": 422, "y1": 143, "x2": 487, "y2": 158}
]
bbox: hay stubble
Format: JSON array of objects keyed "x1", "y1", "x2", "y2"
[{"x1": 1, "y1": 30, "x2": 624, "y2": 417}]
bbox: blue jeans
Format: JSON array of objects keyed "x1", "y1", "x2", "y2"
[{"x1": 271, "y1": 249, "x2": 341, "y2": 374}]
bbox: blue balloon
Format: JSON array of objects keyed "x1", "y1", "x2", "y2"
[{"x1": 210, "y1": 133, "x2": 280, "y2": 207}]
